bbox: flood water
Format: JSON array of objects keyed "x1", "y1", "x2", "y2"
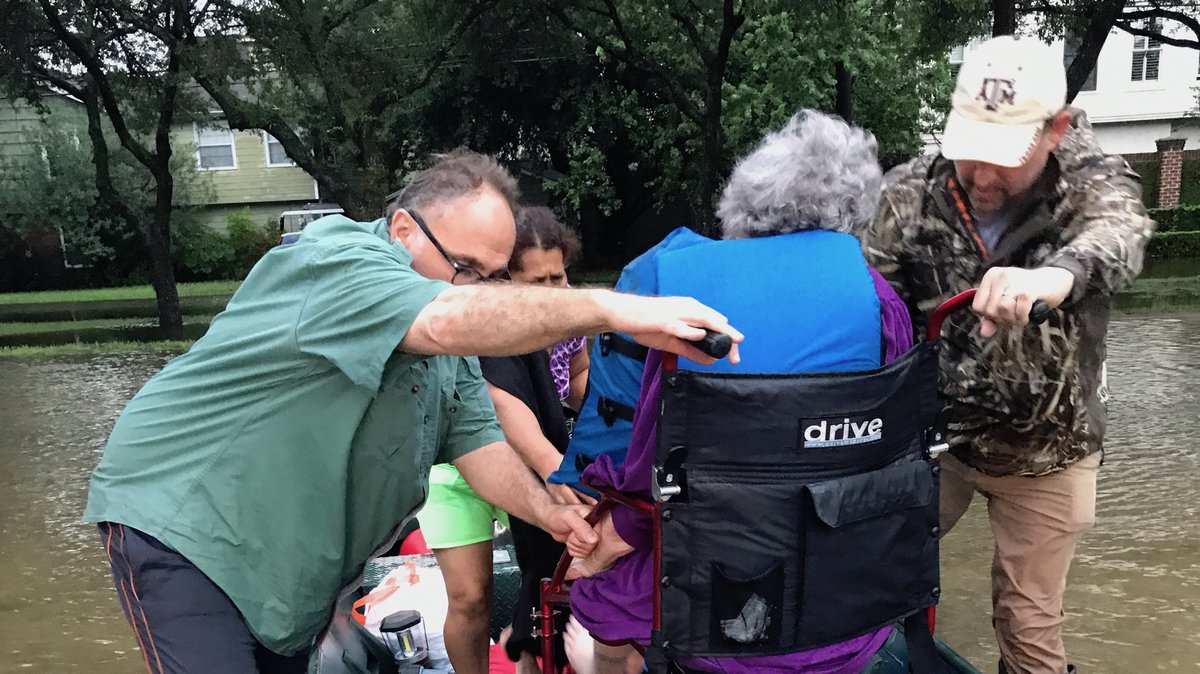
[
  {"x1": 1, "y1": 314, "x2": 1198, "y2": 673},
  {"x1": 0, "y1": 354, "x2": 169, "y2": 672}
]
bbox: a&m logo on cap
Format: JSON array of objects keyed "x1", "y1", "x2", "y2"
[{"x1": 977, "y1": 77, "x2": 1017, "y2": 112}]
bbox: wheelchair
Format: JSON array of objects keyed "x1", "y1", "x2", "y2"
[{"x1": 537, "y1": 290, "x2": 1045, "y2": 674}]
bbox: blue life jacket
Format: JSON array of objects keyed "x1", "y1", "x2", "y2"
[
  {"x1": 658, "y1": 229, "x2": 881, "y2": 374},
  {"x1": 550, "y1": 227, "x2": 882, "y2": 490},
  {"x1": 548, "y1": 227, "x2": 711, "y2": 489}
]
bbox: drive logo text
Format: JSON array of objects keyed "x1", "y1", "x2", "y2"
[{"x1": 801, "y1": 416, "x2": 883, "y2": 448}]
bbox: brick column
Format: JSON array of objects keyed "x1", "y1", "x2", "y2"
[{"x1": 1156, "y1": 137, "x2": 1187, "y2": 208}]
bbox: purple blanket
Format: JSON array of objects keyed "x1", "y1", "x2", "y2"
[{"x1": 570, "y1": 269, "x2": 914, "y2": 674}]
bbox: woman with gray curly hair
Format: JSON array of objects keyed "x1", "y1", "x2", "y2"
[
  {"x1": 562, "y1": 110, "x2": 917, "y2": 674},
  {"x1": 717, "y1": 109, "x2": 882, "y2": 239}
]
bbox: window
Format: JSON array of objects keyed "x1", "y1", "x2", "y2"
[
  {"x1": 194, "y1": 121, "x2": 236, "y2": 170},
  {"x1": 263, "y1": 131, "x2": 295, "y2": 167},
  {"x1": 1131, "y1": 20, "x2": 1162, "y2": 82},
  {"x1": 949, "y1": 44, "x2": 966, "y2": 77},
  {"x1": 1063, "y1": 33, "x2": 1098, "y2": 92}
]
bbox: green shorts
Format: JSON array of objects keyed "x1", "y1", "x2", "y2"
[{"x1": 419, "y1": 464, "x2": 509, "y2": 549}]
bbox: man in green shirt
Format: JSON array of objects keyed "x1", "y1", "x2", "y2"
[{"x1": 84, "y1": 150, "x2": 741, "y2": 674}]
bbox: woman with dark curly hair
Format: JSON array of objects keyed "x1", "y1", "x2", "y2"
[{"x1": 508, "y1": 206, "x2": 590, "y2": 411}]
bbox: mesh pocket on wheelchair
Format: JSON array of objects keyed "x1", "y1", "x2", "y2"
[{"x1": 664, "y1": 467, "x2": 805, "y2": 655}]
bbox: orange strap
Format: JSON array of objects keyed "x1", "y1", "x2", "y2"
[{"x1": 946, "y1": 176, "x2": 989, "y2": 261}]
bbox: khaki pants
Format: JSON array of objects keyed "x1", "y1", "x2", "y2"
[{"x1": 939, "y1": 452, "x2": 1100, "y2": 674}]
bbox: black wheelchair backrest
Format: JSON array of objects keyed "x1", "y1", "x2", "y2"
[{"x1": 652, "y1": 342, "x2": 943, "y2": 658}]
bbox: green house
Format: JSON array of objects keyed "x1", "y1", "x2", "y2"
[
  {"x1": 178, "y1": 118, "x2": 330, "y2": 230},
  {"x1": 0, "y1": 95, "x2": 86, "y2": 163},
  {"x1": 1, "y1": 95, "x2": 330, "y2": 231},
  {"x1": 0, "y1": 94, "x2": 334, "y2": 289},
  {"x1": 0, "y1": 96, "x2": 92, "y2": 284}
]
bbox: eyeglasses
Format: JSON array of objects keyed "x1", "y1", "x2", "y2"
[{"x1": 407, "y1": 209, "x2": 510, "y2": 284}]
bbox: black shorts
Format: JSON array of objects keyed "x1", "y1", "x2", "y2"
[{"x1": 97, "y1": 522, "x2": 310, "y2": 674}]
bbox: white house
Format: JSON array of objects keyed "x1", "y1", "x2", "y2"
[{"x1": 1062, "y1": 22, "x2": 1198, "y2": 155}]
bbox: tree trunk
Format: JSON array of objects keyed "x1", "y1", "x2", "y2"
[
  {"x1": 834, "y1": 0, "x2": 853, "y2": 124},
  {"x1": 329, "y1": 180, "x2": 384, "y2": 222},
  {"x1": 81, "y1": 86, "x2": 182, "y2": 328},
  {"x1": 695, "y1": 0, "x2": 746, "y2": 237},
  {"x1": 144, "y1": 220, "x2": 184, "y2": 332},
  {"x1": 1065, "y1": 0, "x2": 1126, "y2": 103},
  {"x1": 697, "y1": 111, "x2": 724, "y2": 237},
  {"x1": 597, "y1": 143, "x2": 653, "y2": 261},
  {"x1": 835, "y1": 61, "x2": 854, "y2": 123},
  {"x1": 690, "y1": 91, "x2": 725, "y2": 235},
  {"x1": 992, "y1": 0, "x2": 1017, "y2": 36},
  {"x1": 149, "y1": 37, "x2": 184, "y2": 331},
  {"x1": 147, "y1": 164, "x2": 184, "y2": 330}
]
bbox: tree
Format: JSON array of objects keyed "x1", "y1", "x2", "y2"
[
  {"x1": 177, "y1": 0, "x2": 963, "y2": 258},
  {"x1": 0, "y1": 113, "x2": 212, "y2": 285},
  {"x1": 183, "y1": 0, "x2": 500, "y2": 220},
  {"x1": 542, "y1": 0, "x2": 749, "y2": 234},
  {"x1": 533, "y1": 1, "x2": 960, "y2": 237},
  {"x1": 1116, "y1": 2, "x2": 1200, "y2": 48},
  {"x1": 380, "y1": 7, "x2": 670, "y2": 260},
  {"x1": 1059, "y1": 1, "x2": 1129, "y2": 102},
  {"x1": 0, "y1": 0, "x2": 215, "y2": 328},
  {"x1": 994, "y1": 0, "x2": 1018, "y2": 35}
]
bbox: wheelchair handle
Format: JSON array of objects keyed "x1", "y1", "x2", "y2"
[
  {"x1": 688, "y1": 329, "x2": 733, "y2": 359},
  {"x1": 925, "y1": 289, "x2": 1051, "y2": 342},
  {"x1": 1029, "y1": 299, "x2": 1052, "y2": 324}
]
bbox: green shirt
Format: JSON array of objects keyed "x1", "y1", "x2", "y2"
[{"x1": 84, "y1": 215, "x2": 504, "y2": 654}]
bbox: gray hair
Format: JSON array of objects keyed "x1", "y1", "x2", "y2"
[
  {"x1": 391, "y1": 148, "x2": 520, "y2": 215},
  {"x1": 717, "y1": 110, "x2": 882, "y2": 239}
]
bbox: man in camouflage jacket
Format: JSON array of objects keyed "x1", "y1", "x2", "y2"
[{"x1": 856, "y1": 37, "x2": 1153, "y2": 674}]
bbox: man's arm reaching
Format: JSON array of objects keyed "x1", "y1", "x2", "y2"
[{"x1": 400, "y1": 285, "x2": 743, "y2": 365}]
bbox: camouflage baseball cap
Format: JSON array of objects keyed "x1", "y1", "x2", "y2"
[{"x1": 942, "y1": 35, "x2": 1066, "y2": 167}]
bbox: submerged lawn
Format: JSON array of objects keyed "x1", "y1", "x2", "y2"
[{"x1": 0, "y1": 281, "x2": 240, "y2": 305}]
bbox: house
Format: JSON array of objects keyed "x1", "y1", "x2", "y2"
[
  {"x1": 939, "y1": 21, "x2": 1200, "y2": 208},
  {"x1": 1064, "y1": 22, "x2": 1199, "y2": 156},
  {"x1": 0, "y1": 94, "x2": 333, "y2": 288},
  {"x1": 180, "y1": 117, "x2": 333, "y2": 229},
  {"x1": 0, "y1": 94, "x2": 329, "y2": 231},
  {"x1": 0, "y1": 95, "x2": 91, "y2": 287},
  {"x1": 0, "y1": 94, "x2": 85, "y2": 163}
]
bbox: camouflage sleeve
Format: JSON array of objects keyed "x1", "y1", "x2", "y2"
[
  {"x1": 1042, "y1": 159, "x2": 1156, "y2": 305},
  {"x1": 856, "y1": 186, "x2": 913, "y2": 307}
]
